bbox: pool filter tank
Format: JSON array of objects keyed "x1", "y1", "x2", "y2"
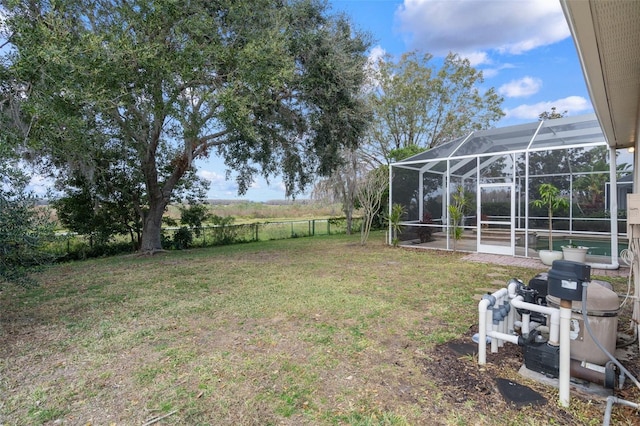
[
  {"x1": 521, "y1": 261, "x2": 619, "y2": 376},
  {"x1": 547, "y1": 281, "x2": 619, "y2": 365}
]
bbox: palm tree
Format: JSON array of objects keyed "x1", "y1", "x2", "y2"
[{"x1": 531, "y1": 183, "x2": 569, "y2": 251}]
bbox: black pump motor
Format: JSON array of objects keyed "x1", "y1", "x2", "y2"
[
  {"x1": 513, "y1": 278, "x2": 547, "y2": 326},
  {"x1": 527, "y1": 272, "x2": 550, "y2": 305}
]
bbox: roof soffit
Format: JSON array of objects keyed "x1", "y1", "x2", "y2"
[{"x1": 561, "y1": 0, "x2": 640, "y2": 149}]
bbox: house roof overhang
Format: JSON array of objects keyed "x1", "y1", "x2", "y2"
[{"x1": 560, "y1": 0, "x2": 640, "y2": 150}]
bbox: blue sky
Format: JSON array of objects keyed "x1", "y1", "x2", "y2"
[
  {"x1": 330, "y1": 0, "x2": 592, "y2": 125},
  {"x1": 197, "y1": 0, "x2": 594, "y2": 202}
]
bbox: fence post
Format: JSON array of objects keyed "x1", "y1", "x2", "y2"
[
  {"x1": 254, "y1": 223, "x2": 259, "y2": 241},
  {"x1": 328, "y1": 220, "x2": 330, "y2": 235}
]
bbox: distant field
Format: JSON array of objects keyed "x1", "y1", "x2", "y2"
[
  {"x1": 166, "y1": 200, "x2": 348, "y2": 224},
  {"x1": 45, "y1": 200, "x2": 349, "y2": 232}
]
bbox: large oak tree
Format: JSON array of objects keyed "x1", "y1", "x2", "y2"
[{"x1": 4, "y1": 0, "x2": 371, "y2": 252}]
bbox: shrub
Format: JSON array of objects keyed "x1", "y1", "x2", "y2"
[
  {"x1": 173, "y1": 227, "x2": 193, "y2": 250},
  {"x1": 1, "y1": 171, "x2": 57, "y2": 287},
  {"x1": 57, "y1": 240, "x2": 136, "y2": 261}
]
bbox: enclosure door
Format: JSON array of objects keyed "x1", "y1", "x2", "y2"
[{"x1": 477, "y1": 182, "x2": 515, "y2": 255}]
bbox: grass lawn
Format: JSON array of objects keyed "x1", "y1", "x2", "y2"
[{"x1": 0, "y1": 233, "x2": 635, "y2": 425}]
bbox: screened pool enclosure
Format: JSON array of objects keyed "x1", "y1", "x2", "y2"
[{"x1": 389, "y1": 113, "x2": 633, "y2": 265}]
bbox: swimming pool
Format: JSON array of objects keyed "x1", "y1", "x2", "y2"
[{"x1": 535, "y1": 237, "x2": 627, "y2": 256}]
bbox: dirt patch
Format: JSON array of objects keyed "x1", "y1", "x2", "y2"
[{"x1": 419, "y1": 329, "x2": 640, "y2": 425}]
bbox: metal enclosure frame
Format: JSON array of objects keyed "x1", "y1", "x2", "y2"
[{"x1": 389, "y1": 113, "x2": 630, "y2": 263}]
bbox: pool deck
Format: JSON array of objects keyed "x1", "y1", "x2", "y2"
[
  {"x1": 400, "y1": 233, "x2": 630, "y2": 279},
  {"x1": 461, "y1": 252, "x2": 629, "y2": 278}
]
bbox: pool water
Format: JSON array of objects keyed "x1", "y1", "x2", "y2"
[{"x1": 536, "y1": 238, "x2": 627, "y2": 256}]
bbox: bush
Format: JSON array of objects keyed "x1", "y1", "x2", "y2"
[
  {"x1": 207, "y1": 215, "x2": 239, "y2": 246},
  {"x1": 1, "y1": 169, "x2": 57, "y2": 287},
  {"x1": 173, "y1": 227, "x2": 193, "y2": 250},
  {"x1": 179, "y1": 204, "x2": 210, "y2": 237},
  {"x1": 59, "y1": 241, "x2": 135, "y2": 261}
]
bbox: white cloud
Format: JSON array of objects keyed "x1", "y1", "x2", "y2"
[
  {"x1": 499, "y1": 76, "x2": 542, "y2": 98},
  {"x1": 25, "y1": 173, "x2": 56, "y2": 198},
  {"x1": 395, "y1": 0, "x2": 570, "y2": 56},
  {"x1": 503, "y1": 96, "x2": 592, "y2": 120},
  {"x1": 197, "y1": 169, "x2": 238, "y2": 197},
  {"x1": 463, "y1": 51, "x2": 490, "y2": 67},
  {"x1": 198, "y1": 169, "x2": 224, "y2": 183},
  {"x1": 481, "y1": 63, "x2": 516, "y2": 79},
  {"x1": 198, "y1": 168, "x2": 291, "y2": 201},
  {"x1": 368, "y1": 45, "x2": 386, "y2": 64},
  {"x1": 364, "y1": 45, "x2": 388, "y2": 93}
]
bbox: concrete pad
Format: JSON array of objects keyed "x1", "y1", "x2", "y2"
[{"x1": 518, "y1": 365, "x2": 613, "y2": 400}]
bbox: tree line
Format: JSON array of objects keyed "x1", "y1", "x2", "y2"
[{"x1": 1, "y1": 0, "x2": 504, "y2": 286}]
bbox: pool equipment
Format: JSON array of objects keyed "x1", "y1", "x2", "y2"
[{"x1": 476, "y1": 260, "x2": 629, "y2": 409}]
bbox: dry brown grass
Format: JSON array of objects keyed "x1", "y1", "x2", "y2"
[{"x1": 166, "y1": 201, "x2": 347, "y2": 224}]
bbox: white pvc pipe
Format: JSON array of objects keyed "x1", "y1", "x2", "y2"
[
  {"x1": 478, "y1": 298, "x2": 490, "y2": 365},
  {"x1": 507, "y1": 300, "x2": 516, "y2": 334},
  {"x1": 510, "y1": 296, "x2": 560, "y2": 346},
  {"x1": 608, "y1": 144, "x2": 619, "y2": 269},
  {"x1": 487, "y1": 330, "x2": 520, "y2": 345},
  {"x1": 491, "y1": 323, "x2": 499, "y2": 352},
  {"x1": 493, "y1": 288, "x2": 509, "y2": 300},
  {"x1": 502, "y1": 304, "x2": 510, "y2": 343},
  {"x1": 521, "y1": 312, "x2": 531, "y2": 336},
  {"x1": 559, "y1": 303, "x2": 572, "y2": 407},
  {"x1": 587, "y1": 261, "x2": 620, "y2": 270},
  {"x1": 514, "y1": 320, "x2": 543, "y2": 331},
  {"x1": 507, "y1": 281, "x2": 519, "y2": 298},
  {"x1": 478, "y1": 287, "x2": 523, "y2": 365},
  {"x1": 497, "y1": 305, "x2": 504, "y2": 349},
  {"x1": 478, "y1": 288, "x2": 509, "y2": 364}
]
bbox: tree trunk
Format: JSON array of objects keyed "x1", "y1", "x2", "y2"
[
  {"x1": 548, "y1": 207, "x2": 553, "y2": 251},
  {"x1": 140, "y1": 197, "x2": 167, "y2": 253},
  {"x1": 345, "y1": 210, "x2": 353, "y2": 235},
  {"x1": 360, "y1": 209, "x2": 374, "y2": 245}
]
